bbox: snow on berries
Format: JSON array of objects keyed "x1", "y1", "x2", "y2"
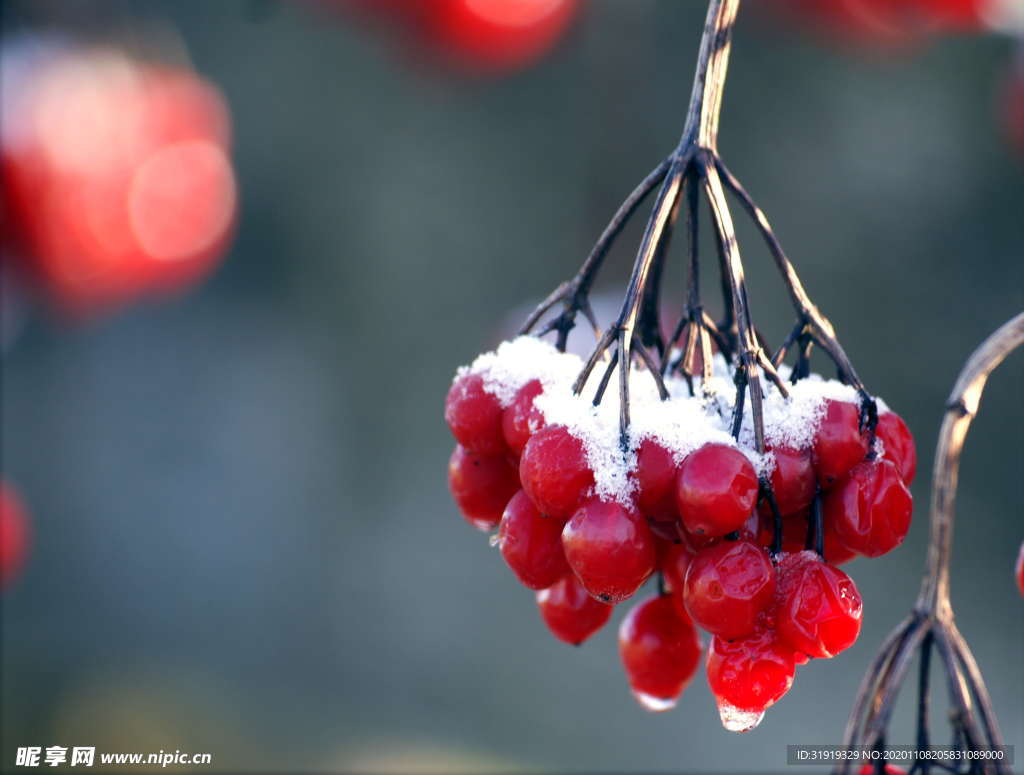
[{"x1": 443, "y1": 335, "x2": 917, "y2": 731}]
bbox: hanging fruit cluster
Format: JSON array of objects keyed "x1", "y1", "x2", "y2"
[
  {"x1": 446, "y1": 335, "x2": 915, "y2": 730},
  {"x1": 1, "y1": 39, "x2": 237, "y2": 317},
  {"x1": 443, "y1": 0, "x2": 918, "y2": 732}
]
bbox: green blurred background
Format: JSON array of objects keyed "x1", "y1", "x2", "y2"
[{"x1": 2, "y1": 1, "x2": 1022, "y2": 772}]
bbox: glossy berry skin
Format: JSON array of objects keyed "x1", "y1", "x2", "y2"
[
  {"x1": 876, "y1": 411, "x2": 917, "y2": 485},
  {"x1": 536, "y1": 574, "x2": 613, "y2": 646},
  {"x1": 445, "y1": 373, "x2": 506, "y2": 455},
  {"x1": 1015, "y1": 542, "x2": 1024, "y2": 599},
  {"x1": 822, "y1": 515, "x2": 859, "y2": 566},
  {"x1": 676, "y1": 444, "x2": 758, "y2": 537},
  {"x1": 684, "y1": 539, "x2": 776, "y2": 640},
  {"x1": 763, "y1": 446, "x2": 816, "y2": 517},
  {"x1": 775, "y1": 552, "x2": 863, "y2": 658},
  {"x1": 813, "y1": 400, "x2": 869, "y2": 488},
  {"x1": 706, "y1": 628, "x2": 796, "y2": 713},
  {"x1": 618, "y1": 595, "x2": 701, "y2": 711},
  {"x1": 501, "y1": 379, "x2": 545, "y2": 456},
  {"x1": 755, "y1": 511, "x2": 806, "y2": 555},
  {"x1": 659, "y1": 540, "x2": 694, "y2": 594},
  {"x1": 562, "y1": 498, "x2": 655, "y2": 603},
  {"x1": 519, "y1": 425, "x2": 594, "y2": 520},
  {"x1": 635, "y1": 438, "x2": 679, "y2": 521},
  {"x1": 447, "y1": 445, "x2": 519, "y2": 530},
  {"x1": 498, "y1": 490, "x2": 570, "y2": 589},
  {"x1": 0, "y1": 482, "x2": 30, "y2": 587},
  {"x1": 825, "y1": 459, "x2": 912, "y2": 558},
  {"x1": 683, "y1": 511, "x2": 759, "y2": 552}
]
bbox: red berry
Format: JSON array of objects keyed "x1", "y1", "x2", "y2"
[
  {"x1": 762, "y1": 446, "x2": 816, "y2": 517},
  {"x1": 684, "y1": 511, "x2": 759, "y2": 551},
  {"x1": 536, "y1": 573, "x2": 613, "y2": 646},
  {"x1": 775, "y1": 552, "x2": 863, "y2": 658},
  {"x1": 857, "y1": 766, "x2": 907, "y2": 775},
  {"x1": 447, "y1": 444, "x2": 519, "y2": 530},
  {"x1": 422, "y1": 0, "x2": 579, "y2": 74},
  {"x1": 0, "y1": 482, "x2": 30, "y2": 587},
  {"x1": 822, "y1": 515, "x2": 859, "y2": 566},
  {"x1": 1015, "y1": 542, "x2": 1024, "y2": 599},
  {"x1": 825, "y1": 459, "x2": 912, "y2": 558},
  {"x1": 706, "y1": 628, "x2": 796, "y2": 716},
  {"x1": 445, "y1": 373, "x2": 506, "y2": 455},
  {"x1": 2, "y1": 48, "x2": 235, "y2": 316},
  {"x1": 876, "y1": 411, "x2": 917, "y2": 485},
  {"x1": 634, "y1": 438, "x2": 679, "y2": 521},
  {"x1": 562, "y1": 498, "x2": 655, "y2": 603},
  {"x1": 676, "y1": 444, "x2": 758, "y2": 537},
  {"x1": 813, "y1": 399, "x2": 869, "y2": 488},
  {"x1": 755, "y1": 511, "x2": 807, "y2": 554},
  {"x1": 649, "y1": 520, "x2": 686, "y2": 547},
  {"x1": 684, "y1": 539, "x2": 776, "y2": 640},
  {"x1": 498, "y1": 490, "x2": 570, "y2": 589},
  {"x1": 659, "y1": 539, "x2": 695, "y2": 621},
  {"x1": 501, "y1": 378, "x2": 545, "y2": 456},
  {"x1": 618, "y1": 595, "x2": 701, "y2": 711},
  {"x1": 519, "y1": 425, "x2": 594, "y2": 520},
  {"x1": 660, "y1": 540, "x2": 694, "y2": 594},
  {"x1": 756, "y1": 509, "x2": 857, "y2": 566}
]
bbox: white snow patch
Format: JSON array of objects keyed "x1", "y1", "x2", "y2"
[{"x1": 454, "y1": 336, "x2": 874, "y2": 505}]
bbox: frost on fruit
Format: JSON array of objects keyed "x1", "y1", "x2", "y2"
[
  {"x1": 454, "y1": 335, "x2": 860, "y2": 504},
  {"x1": 716, "y1": 701, "x2": 765, "y2": 733}
]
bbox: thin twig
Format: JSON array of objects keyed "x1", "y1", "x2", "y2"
[{"x1": 836, "y1": 313, "x2": 1023, "y2": 775}]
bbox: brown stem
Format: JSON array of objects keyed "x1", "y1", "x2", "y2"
[
  {"x1": 714, "y1": 158, "x2": 865, "y2": 392},
  {"x1": 915, "y1": 311, "x2": 1024, "y2": 617},
  {"x1": 836, "y1": 312, "x2": 1022, "y2": 775},
  {"x1": 679, "y1": 0, "x2": 740, "y2": 151}
]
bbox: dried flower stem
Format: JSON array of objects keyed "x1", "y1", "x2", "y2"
[{"x1": 837, "y1": 312, "x2": 1024, "y2": 775}]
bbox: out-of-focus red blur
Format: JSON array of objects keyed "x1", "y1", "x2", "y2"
[
  {"x1": 778, "y1": 0, "x2": 986, "y2": 45},
  {"x1": 0, "y1": 481, "x2": 30, "y2": 588},
  {"x1": 321, "y1": 0, "x2": 580, "y2": 74},
  {"x1": 1003, "y1": 59, "x2": 1024, "y2": 155},
  {"x1": 420, "y1": 0, "x2": 579, "y2": 72},
  {"x1": 1, "y1": 43, "x2": 237, "y2": 317}
]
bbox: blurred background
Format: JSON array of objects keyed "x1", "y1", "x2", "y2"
[{"x1": 1, "y1": 0, "x2": 1022, "y2": 772}]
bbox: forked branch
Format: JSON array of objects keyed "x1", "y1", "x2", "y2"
[{"x1": 836, "y1": 312, "x2": 1023, "y2": 775}]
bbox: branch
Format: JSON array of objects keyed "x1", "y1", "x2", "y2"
[{"x1": 916, "y1": 311, "x2": 1024, "y2": 617}]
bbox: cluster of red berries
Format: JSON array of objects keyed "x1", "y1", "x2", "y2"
[
  {"x1": 445, "y1": 349, "x2": 917, "y2": 730},
  {"x1": 0, "y1": 481, "x2": 30, "y2": 589},
  {"x1": 322, "y1": 0, "x2": 579, "y2": 74},
  {"x1": 2, "y1": 41, "x2": 236, "y2": 317}
]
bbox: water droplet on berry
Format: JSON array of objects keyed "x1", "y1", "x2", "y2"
[
  {"x1": 632, "y1": 691, "x2": 677, "y2": 712},
  {"x1": 488, "y1": 533, "x2": 500, "y2": 548},
  {"x1": 716, "y1": 701, "x2": 764, "y2": 733}
]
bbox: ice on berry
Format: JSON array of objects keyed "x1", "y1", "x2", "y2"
[{"x1": 716, "y1": 701, "x2": 765, "y2": 733}]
